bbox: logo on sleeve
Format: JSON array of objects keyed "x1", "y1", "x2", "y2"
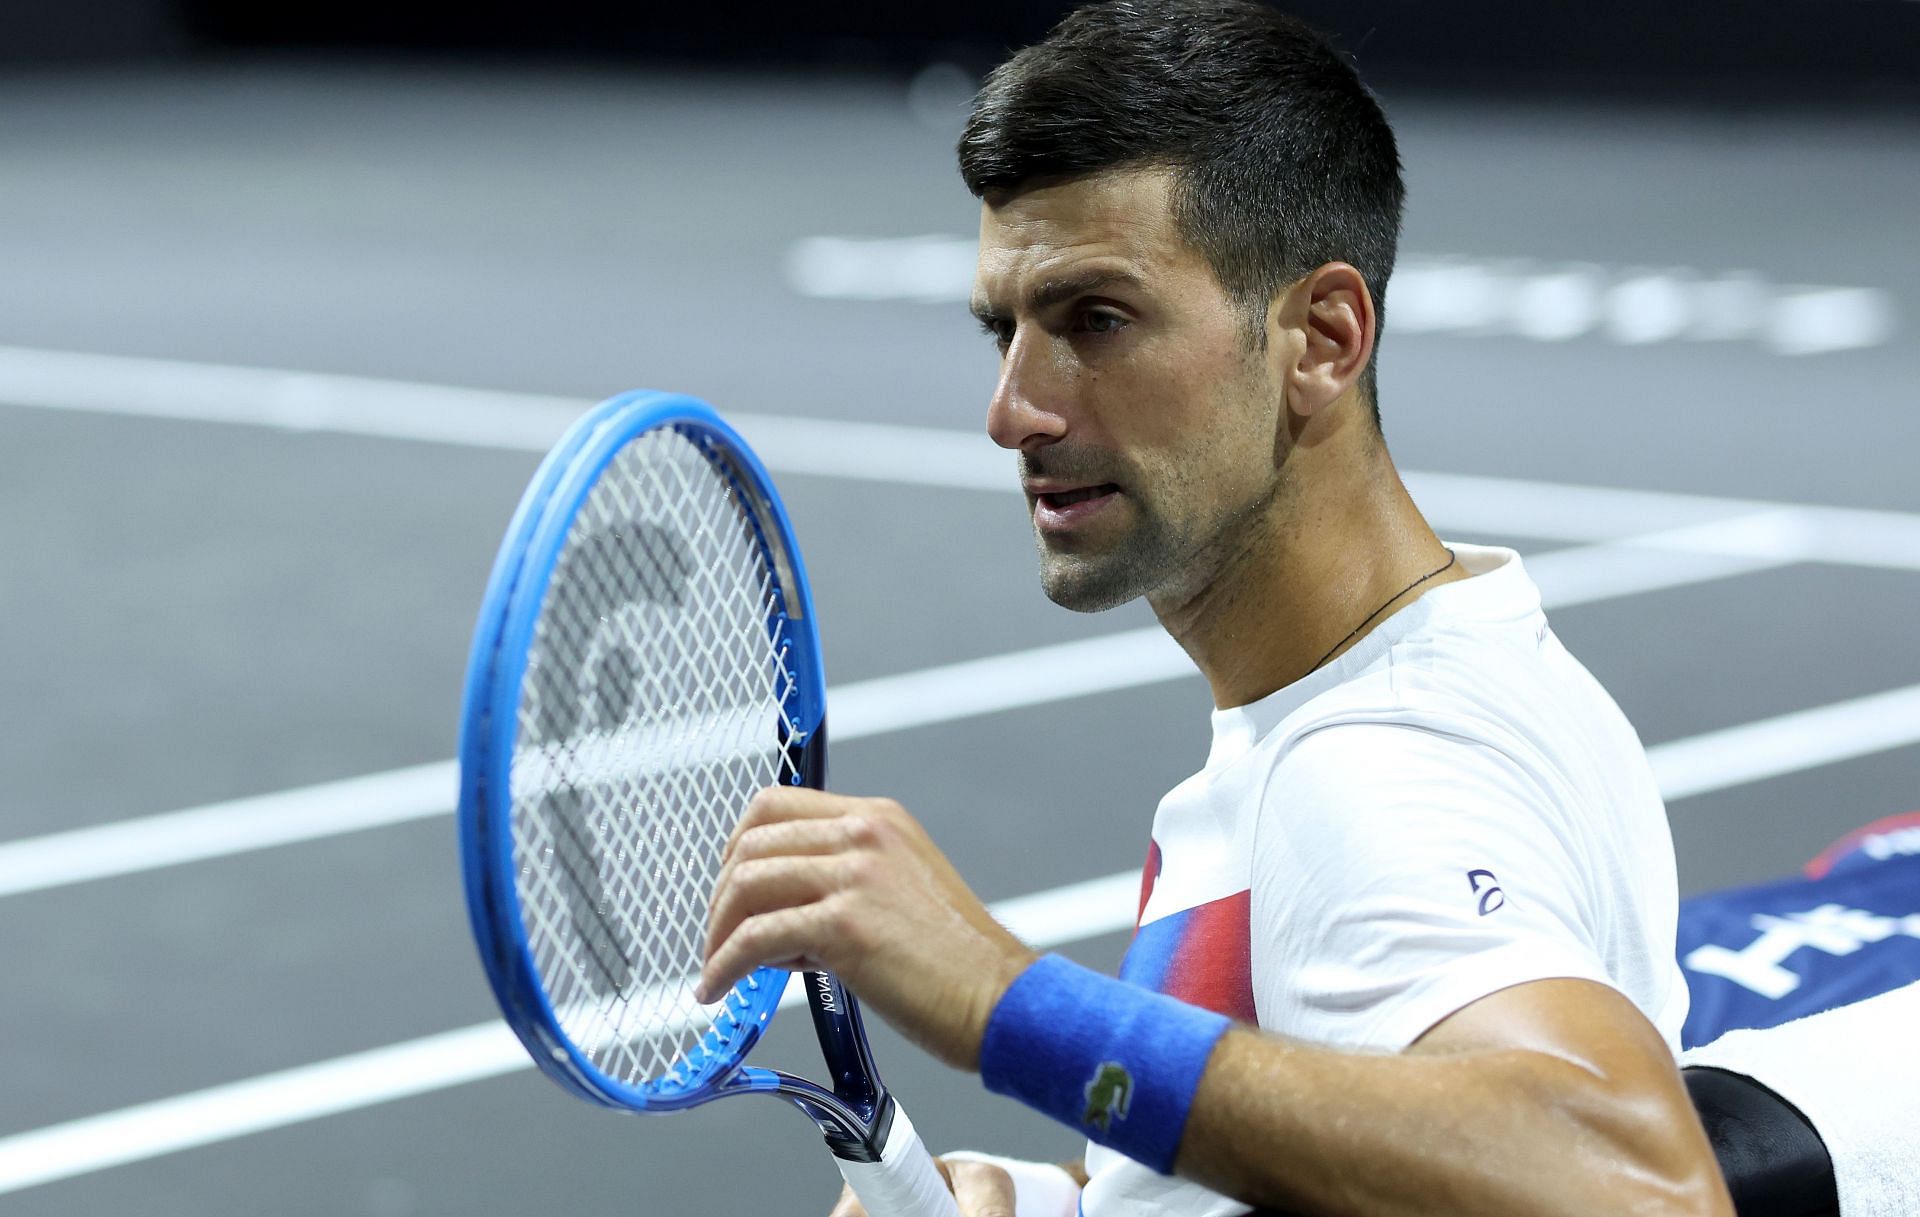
[
  {"x1": 1082, "y1": 1061, "x2": 1134, "y2": 1132},
  {"x1": 1468, "y1": 869, "x2": 1505, "y2": 916}
]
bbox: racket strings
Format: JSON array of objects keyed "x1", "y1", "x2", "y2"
[{"x1": 510, "y1": 427, "x2": 798, "y2": 1089}]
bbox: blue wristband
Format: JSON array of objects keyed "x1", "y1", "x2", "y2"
[{"x1": 978, "y1": 954, "x2": 1232, "y2": 1174}]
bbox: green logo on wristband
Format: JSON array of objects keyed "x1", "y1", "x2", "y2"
[{"x1": 1083, "y1": 1061, "x2": 1134, "y2": 1132}]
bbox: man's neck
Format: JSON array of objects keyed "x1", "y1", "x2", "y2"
[{"x1": 1151, "y1": 447, "x2": 1464, "y2": 710}]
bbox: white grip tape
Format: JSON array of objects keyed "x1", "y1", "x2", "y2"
[{"x1": 835, "y1": 1106, "x2": 961, "y2": 1217}]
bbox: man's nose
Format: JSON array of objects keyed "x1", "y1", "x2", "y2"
[{"x1": 985, "y1": 331, "x2": 1069, "y2": 453}]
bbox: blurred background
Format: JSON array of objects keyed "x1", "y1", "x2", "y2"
[{"x1": 1, "y1": 2, "x2": 1915, "y2": 1215}]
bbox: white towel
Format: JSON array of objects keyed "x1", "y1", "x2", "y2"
[{"x1": 1681, "y1": 981, "x2": 1920, "y2": 1217}]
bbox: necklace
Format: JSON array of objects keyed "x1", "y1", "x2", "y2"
[{"x1": 1308, "y1": 548, "x2": 1457, "y2": 674}]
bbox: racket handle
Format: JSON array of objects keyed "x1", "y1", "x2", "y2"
[{"x1": 834, "y1": 1105, "x2": 961, "y2": 1217}]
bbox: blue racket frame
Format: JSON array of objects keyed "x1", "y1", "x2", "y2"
[{"x1": 458, "y1": 391, "x2": 897, "y2": 1156}]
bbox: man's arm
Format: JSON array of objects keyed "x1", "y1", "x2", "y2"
[
  {"x1": 1179, "y1": 978, "x2": 1733, "y2": 1217},
  {"x1": 700, "y1": 788, "x2": 1729, "y2": 1217}
]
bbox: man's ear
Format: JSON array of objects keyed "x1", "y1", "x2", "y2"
[{"x1": 1273, "y1": 262, "x2": 1375, "y2": 418}]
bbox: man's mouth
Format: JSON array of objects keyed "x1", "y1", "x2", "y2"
[
  {"x1": 1034, "y1": 483, "x2": 1120, "y2": 510},
  {"x1": 1029, "y1": 482, "x2": 1123, "y2": 532}
]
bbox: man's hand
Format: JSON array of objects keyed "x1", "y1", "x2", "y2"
[
  {"x1": 826, "y1": 1157, "x2": 1016, "y2": 1217},
  {"x1": 697, "y1": 786, "x2": 1036, "y2": 1070}
]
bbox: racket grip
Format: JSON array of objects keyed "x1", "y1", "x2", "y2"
[{"x1": 834, "y1": 1105, "x2": 961, "y2": 1217}]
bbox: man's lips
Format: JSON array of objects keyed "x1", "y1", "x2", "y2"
[
  {"x1": 1027, "y1": 482, "x2": 1122, "y2": 530},
  {"x1": 1025, "y1": 481, "x2": 1121, "y2": 509}
]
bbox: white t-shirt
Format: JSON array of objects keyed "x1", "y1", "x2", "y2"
[{"x1": 1080, "y1": 543, "x2": 1688, "y2": 1217}]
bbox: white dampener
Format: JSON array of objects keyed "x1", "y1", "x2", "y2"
[{"x1": 835, "y1": 1108, "x2": 962, "y2": 1217}]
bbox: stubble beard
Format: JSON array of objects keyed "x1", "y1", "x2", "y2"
[
  {"x1": 1035, "y1": 468, "x2": 1283, "y2": 615},
  {"x1": 1033, "y1": 341, "x2": 1283, "y2": 614},
  {"x1": 1034, "y1": 496, "x2": 1184, "y2": 613}
]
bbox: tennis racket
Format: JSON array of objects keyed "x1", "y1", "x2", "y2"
[{"x1": 458, "y1": 390, "x2": 959, "y2": 1217}]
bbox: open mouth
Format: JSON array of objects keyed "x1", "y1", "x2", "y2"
[{"x1": 1037, "y1": 483, "x2": 1120, "y2": 510}]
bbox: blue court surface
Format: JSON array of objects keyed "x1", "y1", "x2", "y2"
[{"x1": 0, "y1": 62, "x2": 1914, "y2": 1216}]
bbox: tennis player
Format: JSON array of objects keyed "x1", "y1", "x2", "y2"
[{"x1": 698, "y1": 2, "x2": 1735, "y2": 1213}]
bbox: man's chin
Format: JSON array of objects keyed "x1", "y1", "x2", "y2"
[{"x1": 1036, "y1": 553, "x2": 1147, "y2": 614}]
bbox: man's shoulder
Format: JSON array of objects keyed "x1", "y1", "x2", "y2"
[
  {"x1": 1255, "y1": 614, "x2": 1650, "y2": 819},
  {"x1": 1262, "y1": 689, "x2": 1537, "y2": 797},
  {"x1": 1259, "y1": 717, "x2": 1554, "y2": 848}
]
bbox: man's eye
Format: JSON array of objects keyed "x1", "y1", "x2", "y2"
[
  {"x1": 1076, "y1": 311, "x2": 1127, "y2": 336},
  {"x1": 979, "y1": 318, "x2": 1012, "y2": 348}
]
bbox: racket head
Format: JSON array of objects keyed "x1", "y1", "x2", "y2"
[{"x1": 458, "y1": 390, "x2": 826, "y2": 1112}]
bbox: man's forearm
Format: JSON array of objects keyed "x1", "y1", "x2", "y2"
[{"x1": 1176, "y1": 1027, "x2": 1730, "y2": 1217}]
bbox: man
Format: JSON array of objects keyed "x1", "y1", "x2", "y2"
[{"x1": 696, "y1": 1, "x2": 1735, "y2": 1213}]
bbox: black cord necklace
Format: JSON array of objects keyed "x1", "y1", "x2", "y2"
[{"x1": 1308, "y1": 548, "x2": 1457, "y2": 675}]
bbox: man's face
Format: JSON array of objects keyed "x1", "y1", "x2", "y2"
[{"x1": 971, "y1": 168, "x2": 1288, "y2": 613}]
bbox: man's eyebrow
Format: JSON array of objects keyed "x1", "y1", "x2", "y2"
[{"x1": 970, "y1": 268, "x2": 1146, "y2": 322}]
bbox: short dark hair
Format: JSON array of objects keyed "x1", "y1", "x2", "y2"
[{"x1": 958, "y1": 0, "x2": 1405, "y2": 425}]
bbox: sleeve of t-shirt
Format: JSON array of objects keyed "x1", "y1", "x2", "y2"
[{"x1": 1248, "y1": 720, "x2": 1617, "y2": 1051}]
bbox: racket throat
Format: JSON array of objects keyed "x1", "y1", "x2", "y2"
[
  {"x1": 777, "y1": 1086, "x2": 898, "y2": 1164},
  {"x1": 796, "y1": 968, "x2": 897, "y2": 1162}
]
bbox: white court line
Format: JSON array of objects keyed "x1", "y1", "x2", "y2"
[
  {"x1": 1401, "y1": 472, "x2": 1920, "y2": 573},
  {"x1": 1651, "y1": 684, "x2": 1920, "y2": 803},
  {"x1": 0, "y1": 763, "x2": 457, "y2": 900},
  {"x1": 0, "y1": 519, "x2": 1823, "y2": 901},
  {"x1": 0, "y1": 346, "x2": 1910, "y2": 898},
  {"x1": 0, "y1": 1022, "x2": 532, "y2": 1197},
  {"x1": 1522, "y1": 509, "x2": 1817, "y2": 607},
  {"x1": 0, "y1": 629, "x2": 1183, "y2": 902},
  {"x1": 0, "y1": 866, "x2": 1155, "y2": 1198},
  {"x1": 2, "y1": 507, "x2": 1907, "y2": 901},
  {"x1": 0, "y1": 344, "x2": 1009, "y2": 494},
  {"x1": 0, "y1": 872, "x2": 1141, "y2": 1197},
  {"x1": 784, "y1": 238, "x2": 1900, "y2": 356},
  {"x1": 2, "y1": 680, "x2": 1919, "y2": 1195},
  {"x1": 3, "y1": 344, "x2": 1920, "y2": 568}
]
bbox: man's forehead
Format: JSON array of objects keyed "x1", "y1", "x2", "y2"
[{"x1": 971, "y1": 169, "x2": 1190, "y2": 309}]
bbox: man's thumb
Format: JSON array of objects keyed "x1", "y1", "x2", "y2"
[{"x1": 945, "y1": 1159, "x2": 1017, "y2": 1217}]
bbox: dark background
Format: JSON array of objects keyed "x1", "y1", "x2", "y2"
[{"x1": 12, "y1": 0, "x2": 1920, "y2": 105}]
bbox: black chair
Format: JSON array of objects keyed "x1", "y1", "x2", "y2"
[{"x1": 1686, "y1": 1066, "x2": 1838, "y2": 1217}]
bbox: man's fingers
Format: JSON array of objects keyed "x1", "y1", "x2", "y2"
[
  {"x1": 703, "y1": 854, "x2": 836, "y2": 963},
  {"x1": 947, "y1": 1160, "x2": 1017, "y2": 1217},
  {"x1": 722, "y1": 785, "x2": 847, "y2": 865},
  {"x1": 725, "y1": 816, "x2": 863, "y2": 868},
  {"x1": 695, "y1": 903, "x2": 827, "y2": 1001}
]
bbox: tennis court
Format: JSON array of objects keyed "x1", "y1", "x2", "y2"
[{"x1": 0, "y1": 62, "x2": 1915, "y2": 1215}]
